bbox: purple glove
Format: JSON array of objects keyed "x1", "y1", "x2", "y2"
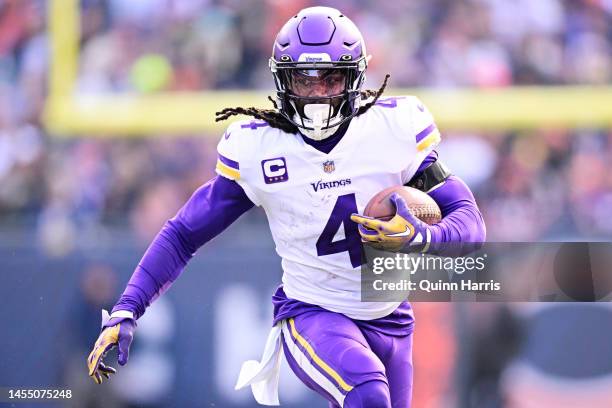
[
  {"x1": 87, "y1": 310, "x2": 136, "y2": 384},
  {"x1": 351, "y1": 192, "x2": 432, "y2": 252}
]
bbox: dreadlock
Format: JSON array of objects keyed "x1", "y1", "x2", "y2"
[
  {"x1": 215, "y1": 104, "x2": 298, "y2": 134},
  {"x1": 215, "y1": 74, "x2": 391, "y2": 134},
  {"x1": 356, "y1": 74, "x2": 390, "y2": 115}
]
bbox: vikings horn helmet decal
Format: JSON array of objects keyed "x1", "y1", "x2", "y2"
[{"x1": 269, "y1": 7, "x2": 368, "y2": 140}]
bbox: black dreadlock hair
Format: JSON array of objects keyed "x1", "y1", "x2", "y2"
[{"x1": 215, "y1": 74, "x2": 391, "y2": 134}]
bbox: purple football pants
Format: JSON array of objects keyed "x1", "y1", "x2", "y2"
[{"x1": 280, "y1": 309, "x2": 413, "y2": 408}]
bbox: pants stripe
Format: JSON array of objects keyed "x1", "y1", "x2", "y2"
[
  {"x1": 281, "y1": 320, "x2": 349, "y2": 406},
  {"x1": 287, "y1": 318, "x2": 353, "y2": 392}
]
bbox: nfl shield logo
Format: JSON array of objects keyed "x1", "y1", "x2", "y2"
[{"x1": 323, "y1": 160, "x2": 335, "y2": 173}]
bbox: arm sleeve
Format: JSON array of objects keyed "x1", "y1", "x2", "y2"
[
  {"x1": 428, "y1": 175, "x2": 486, "y2": 244},
  {"x1": 112, "y1": 175, "x2": 254, "y2": 319},
  {"x1": 409, "y1": 152, "x2": 486, "y2": 252}
]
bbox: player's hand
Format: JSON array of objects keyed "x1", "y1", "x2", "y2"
[
  {"x1": 87, "y1": 310, "x2": 136, "y2": 384},
  {"x1": 351, "y1": 192, "x2": 431, "y2": 252}
]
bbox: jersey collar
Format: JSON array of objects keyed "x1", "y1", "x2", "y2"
[{"x1": 300, "y1": 119, "x2": 352, "y2": 155}]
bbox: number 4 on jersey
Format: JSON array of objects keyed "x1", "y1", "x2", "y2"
[{"x1": 316, "y1": 193, "x2": 363, "y2": 268}]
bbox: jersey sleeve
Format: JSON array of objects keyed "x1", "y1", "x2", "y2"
[
  {"x1": 413, "y1": 100, "x2": 441, "y2": 155},
  {"x1": 216, "y1": 124, "x2": 242, "y2": 181},
  {"x1": 215, "y1": 122, "x2": 262, "y2": 206},
  {"x1": 399, "y1": 97, "x2": 442, "y2": 184}
]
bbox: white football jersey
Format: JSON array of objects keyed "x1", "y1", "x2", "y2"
[{"x1": 215, "y1": 96, "x2": 441, "y2": 320}]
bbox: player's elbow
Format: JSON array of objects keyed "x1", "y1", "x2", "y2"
[
  {"x1": 470, "y1": 205, "x2": 486, "y2": 246},
  {"x1": 449, "y1": 203, "x2": 486, "y2": 253},
  {"x1": 160, "y1": 218, "x2": 198, "y2": 261}
]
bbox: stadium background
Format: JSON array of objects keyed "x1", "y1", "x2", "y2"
[{"x1": 1, "y1": 0, "x2": 611, "y2": 407}]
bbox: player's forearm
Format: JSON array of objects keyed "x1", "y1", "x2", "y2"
[
  {"x1": 111, "y1": 220, "x2": 192, "y2": 318},
  {"x1": 112, "y1": 176, "x2": 254, "y2": 319},
  {"x1": 428, "y1": 175, "x2": 486, "y2": 249}
]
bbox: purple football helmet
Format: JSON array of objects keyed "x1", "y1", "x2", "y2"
[{"x1": 269, "y1": 7, "x2": 368, "y2": 140}]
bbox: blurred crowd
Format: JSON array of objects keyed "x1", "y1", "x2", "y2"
[
  {"x1": 0, "y1": 0, "x2": 611, "y2": 255},
  {"x1": 74, "y1": 0, "x2": 611, "y2": 91}
]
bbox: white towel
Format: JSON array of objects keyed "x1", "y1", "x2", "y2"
[{"x1": 235, "y1": 324, "x2": 283, "y2": 405}]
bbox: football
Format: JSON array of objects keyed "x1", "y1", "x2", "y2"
[{"x1": 364, "y1": 186, "x2": 442, "y2": 225}]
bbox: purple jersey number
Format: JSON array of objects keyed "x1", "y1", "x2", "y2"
[
  {"x1": 316, "y1": 193, "x2": 363, "y2": 268},
  {"x1": 375, "y1": 96, "x2": 406, "y2": 108},
  {"x1": 241, "y1": 120, "x2": 269, "y2": 130}
]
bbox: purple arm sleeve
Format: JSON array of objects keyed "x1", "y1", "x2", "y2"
[
  {"x1": 410, "y1": 151, "x2": 486, "y2": 247},
  {"x1": 428, "y1": 175, "x2": 486, "y2": 244},
  {"x1": 112, "y1": 175, "x2": 254, "y2": 319}
]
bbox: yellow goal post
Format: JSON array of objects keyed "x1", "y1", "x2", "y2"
[{"x1": 44, "y1": 0, "x2": 612, "y2": 138}]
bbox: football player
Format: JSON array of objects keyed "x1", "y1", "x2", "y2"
[{"x1": 87, "y1": 7, "x2": 485, "y2": 407}]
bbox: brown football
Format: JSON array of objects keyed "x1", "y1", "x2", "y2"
[{"x1": 364, "y1": 186, "x2": 442, "y2": 225}]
